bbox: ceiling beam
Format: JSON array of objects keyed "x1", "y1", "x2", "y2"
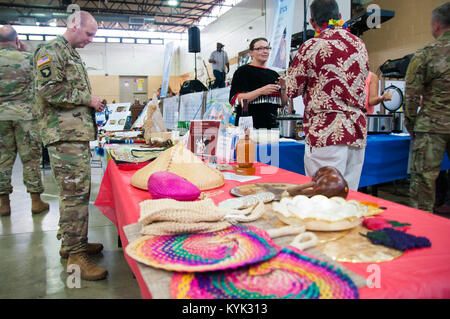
[
  {"x1": 76, "y1": 0, "x2": 214, "y2": 12},
  {"x1": 0, "y1": 0, "x2": 228, "y2": 31},
  {"x1": 0, "y1": 3, "x2": 215, "y2": 18}
]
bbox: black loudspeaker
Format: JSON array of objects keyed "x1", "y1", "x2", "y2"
[
  {"x1": 179, "y1": 80, "x2": 207, "y2": 95},
  {"x1": 379, "y1": 54, "x2": 414, "y2": 78},
  {"x1": 347, "y1": 9, "x2": 395, "y2": 37},
  {"x1": 188, "y1": 26, "x2": 201, "y2": 53}
]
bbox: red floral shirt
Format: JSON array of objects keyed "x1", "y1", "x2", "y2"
[{"x1": 286, "y1": 27, "x2": 369, "y2": 148}]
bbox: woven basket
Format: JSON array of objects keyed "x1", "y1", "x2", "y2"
[
  {"x1": 170, "y1": 246, "x2": 359, "y2": 299},
  {"x1": 131, "y1": 143, "x2": 224, "y2": 191},
  {"x1": 125, "y1": 224, "x2": 280, "y2": 272}
]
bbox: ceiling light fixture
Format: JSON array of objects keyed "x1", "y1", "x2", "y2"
[{"x1": 168, "y1": 0, "x2": 178, "y2": 6}]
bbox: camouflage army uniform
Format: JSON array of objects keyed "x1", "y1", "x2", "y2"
[
  {"x1": 405, "y1": 30, "x2": 450, "y2": 213},
  {"x1": 0, "y1": 45, "x2": 44, "y2": 196},
  {"x1": 33, "y1": 35, "x2": 95, "y2": 253}
]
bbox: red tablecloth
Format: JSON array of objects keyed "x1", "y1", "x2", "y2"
[{"x1": 95, "y1": 160, "x2": 450, "y2": 299}]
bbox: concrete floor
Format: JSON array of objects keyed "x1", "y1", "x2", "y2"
[{"x1": 0, "y1": 157, "x2": 141, "y2": 299}]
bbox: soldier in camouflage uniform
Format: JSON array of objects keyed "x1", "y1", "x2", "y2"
[
  {"x1": 33, "y1": 11, "x2": 107, "y2": 281},
  {"x1": 0, "y1": 26, "x2": 49, "y2": 216},
  {"x1": 405, "y1": 2, "x2": 450, "y2": 213}
]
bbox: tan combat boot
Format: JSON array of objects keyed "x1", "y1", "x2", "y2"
[
  {"x1": 60, "y1": 242, "x2": 104, "y2": 259},
  {"x1": 30, "y1": 193, "x2": 49, "y2": 214},
  {"x1": 0, "y1": 194, "x2": 10, "y2": 216},
  {"x1": 67, "y1": 252, "x2": 108, "y2": 281}
]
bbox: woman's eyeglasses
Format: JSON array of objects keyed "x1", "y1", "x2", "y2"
[{"x1": 252, "y1": 46, "x2": 272, "y2": 51}]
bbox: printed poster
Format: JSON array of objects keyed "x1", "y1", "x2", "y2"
[
  {"x1": 267, "y1": 0, "x2": 295, "y2": 71},
  {"x1": 96, "y1": 103, "x2": 131, "y2": 131}
]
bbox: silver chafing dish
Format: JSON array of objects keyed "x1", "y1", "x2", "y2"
[
  {"x1": 367, "y1": 114, "x2": 393, "y2": 134},
  {"x1": 276, "y1": 114, "x2": 302, "y2": 138}
]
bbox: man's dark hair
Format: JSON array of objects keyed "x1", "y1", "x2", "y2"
[
  {"x1": 249, "y1": 37, "x2": 268, "y2": 50},
  {"x1": 432, "y1": 2, "x2": 450, "y2": 28},
  {"x1": 310, "y1": 0, "x2": 340, "y2": 26},
  {"x1": 0, "y1": 26, "x2": 17, "y2": 43}
]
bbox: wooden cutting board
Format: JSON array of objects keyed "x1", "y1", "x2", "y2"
[{"x1": 230, "y1": 183, "x2": 298, "y2": 200}]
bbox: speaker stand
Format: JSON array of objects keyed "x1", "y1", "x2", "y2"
[
  {"x1": 303, "y1": 0, "x2": 307, "y2": 43},
  {"x1": 194, "y1": 52, "x2": 198, "y2": 79}
]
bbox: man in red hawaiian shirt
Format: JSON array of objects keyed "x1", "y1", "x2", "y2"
[{"x1": 286, "y1": 0, "x2": 369, "y2": 190}]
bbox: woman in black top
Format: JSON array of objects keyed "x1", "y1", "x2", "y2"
[{"x1": 229, "y1": 38, "x2": 288, "y2": 129}]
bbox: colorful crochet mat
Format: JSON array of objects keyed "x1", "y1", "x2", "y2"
[
  {"x1": 125, "y1": 224, "x2": 280, "y2": 272},
  {"x1": 170, "y1": 247, "x2": 359, "y2": 299}
]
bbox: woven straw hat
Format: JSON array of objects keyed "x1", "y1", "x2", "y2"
[{"x1": 131, "y1": 143, "x2": 225, "y2": 191}]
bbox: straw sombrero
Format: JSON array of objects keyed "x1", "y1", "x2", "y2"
[{"x1": 130, "y1": 143, "x2": 225, "y2": 191}]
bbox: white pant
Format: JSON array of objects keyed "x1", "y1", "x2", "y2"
[{"x1": 304, "y1": 144, "x2": 365, "y2": 191}]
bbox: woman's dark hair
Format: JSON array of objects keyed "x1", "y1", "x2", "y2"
[
  {"x1": 310, "y1": 0, "x2": 340, "y2": 26},
  {"x1": 249, "y1": 37, "x2": 268, "y2": 50}
]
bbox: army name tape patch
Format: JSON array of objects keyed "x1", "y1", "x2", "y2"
[{"x1": 37, "y1": 55, "x2": 50, "y2": 67}]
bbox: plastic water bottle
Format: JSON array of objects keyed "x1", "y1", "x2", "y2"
[{"x1": 152, "y1": 89, "x2": 158, "y2": 106}]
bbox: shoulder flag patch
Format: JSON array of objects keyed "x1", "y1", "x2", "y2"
[{"x1": 37, "y1": 55, "x2": 50, "y2": 67}]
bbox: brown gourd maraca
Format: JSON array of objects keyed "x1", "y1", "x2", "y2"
[{"x1": 287, "y1": 166, "x2": 349, "y2": 199}]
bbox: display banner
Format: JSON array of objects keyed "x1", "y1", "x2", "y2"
[
  {"x1": 267, "y1": 0, "x2": 295, "y2": 71},
  {"x1": 160, "y1": 41, "x2": 174, "y2": 98}
]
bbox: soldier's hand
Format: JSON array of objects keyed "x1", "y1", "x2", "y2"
[
  {"x1": 89, "y1": 95, "x2": 106, "y2": 112},
  {"x1": 18, "y1": 40, "x2": 27, "y2": 52}
]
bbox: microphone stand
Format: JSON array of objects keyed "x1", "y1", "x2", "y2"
[
  {"x1": 194, "y1": 52, "x2": 198, "y2": 79},
  {"x1": 303, "y1": 0, "x2": 307, "y2": 43}
]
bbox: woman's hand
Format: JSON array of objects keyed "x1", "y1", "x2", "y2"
[
  {"x1": 259, "y1": 84, "x2": 281, "y2": 95},
  {"x1": 381, "y1": 90, "x2": 392, "y2": 101},
  {"x1": 237, "y1": 78, "x2": 287, "y2": 106}
]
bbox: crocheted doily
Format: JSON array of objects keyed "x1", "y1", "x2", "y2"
[
  {"x1": 170, "y1": 246, "x2": 359, "y2": 299},
  {"x1": 125, "y1": 224, "x2": 280, "y2": 272}
]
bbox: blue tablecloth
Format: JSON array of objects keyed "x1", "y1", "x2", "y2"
[{"x1": 256, "y1": 134, "x2": 450, "y2": 188}]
